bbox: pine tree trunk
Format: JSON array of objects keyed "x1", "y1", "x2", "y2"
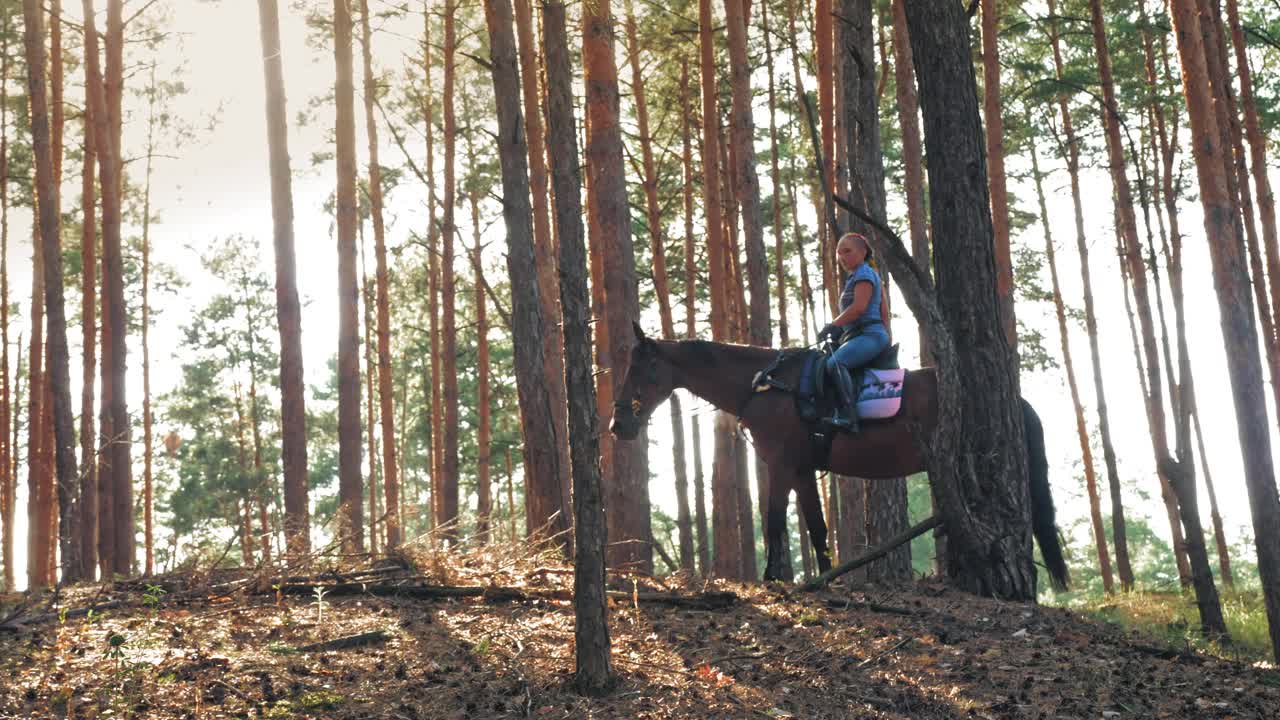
[
  {"x1": 584, "y1": 0, "x2": 649, "y2": 571},
  {"x1": 360, "y1": 235, "x2": 380, "y2": 554},
  {"x1": 761, "y1": 1, "x2": 787, "y2": 348},
  {"x1": 257, "y1": 0, "x2": 309, "y2": 558},
  {"x1": 472, "y1": 194, "x2": 491, "y2": 541},
  {"x1": 483, "y1": 0, "x2": 569, "y2": 555},
  {"x1": 514, "y1": 0, "x2": 572, "y2": 529},
  {"x1": 357, "y1": 0, "x2": 401, "y2": 550},
  {"x1": 1225, "y1": 0, "x2": 1280, "y2": 339},
  {"x1": 421, "y1": 4, "x2": 441, "y2": 534},
  {"x1": 1170, "y1": 0, "x2": 1278, "y2": 654},
  {"x1": 439, "y1": 0, "x2": 460, "y2": 539},
  {"x1": 333, "y1": 0, "x2": 364, "y2": 553},
  {"x1": 979, "y1": 0, "x2": 1014, "y2": 349},
  {"x1": 0, "y1": 27, "x2": 12, "y2": 590},
  {"x1": 1045, "y1": 0, "x2": 1131, "y2": 590},
  {"x1": 901, "y1": 0, "x2": 1036, "y2": 599},
  {"x1": 1192, "y1": 405, "x2": 1233, "y2": 588},
  {"x1": 1031, "y1": 140, "x2": 1113, "y2": 594},
  {"x1": 25, "y1": 202, "x2": 47, "y2": 590},
  {"x1": 543, "y1": 4, "x2": 612, "y2": 689}
]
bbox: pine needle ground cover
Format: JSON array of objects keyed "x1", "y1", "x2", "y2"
[{"x1": 2, "y1": 542, "x2": 1277, "y2": 719}]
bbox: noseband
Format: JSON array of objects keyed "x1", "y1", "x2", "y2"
[{"x1": 614, "y1": 344, "x2": 660, "y2": 421}]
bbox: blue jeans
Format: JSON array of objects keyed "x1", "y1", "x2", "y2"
[{"x1": 825, "y1": 326, "x2": 890, "y2": 374}]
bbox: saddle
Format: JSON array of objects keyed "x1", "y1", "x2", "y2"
[{"x1": 753, "y1": 343, "x2": 905, "y2": 470}]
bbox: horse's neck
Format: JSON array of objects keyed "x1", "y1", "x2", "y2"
[{"x1": 665, "y1": 340, "x2": 769, "y2": 417}]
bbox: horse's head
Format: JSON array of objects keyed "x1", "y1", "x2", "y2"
[{"x1": 610, "y1": 322, "x2": 676, "y2": 441}]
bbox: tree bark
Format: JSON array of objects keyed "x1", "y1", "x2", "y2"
[
  {"x1": 898, "y1": 0, "x2": 1036, "y2": 599},
  {"x1": 543, "y1": 4, "x2": 612, "y2": 690},
  {"x1": 471, "y1": 191, "x2": 491, "y2": 541},
  {"x1": 333, "y1": 0, "x2": 364, "y2": 553},
  {"x1": 421, "y1": 5, "x2": 441, "y2": 534},
  {"x1": 1225, "y1": 0, "x2": 1280, "y2": 342},
  {"x1": 1030, "y1": 140, "x2": 1113, "y2": 594},
  {"x1": 257, "y1": 0, "x2": 310, "y2": 558},
  {"x1": 513, "y1": 0, "x2": 571, "y2": 534},
  {"x1": 141, "y1": 62, "x2": 156, "y2": 576},
  {"x1": 440, "y1": 0, "x2": 460, "y2": 538},
  {"x1": 1045, "y1": 0, "x2": 1131, "y2": 590},
  {"x1": 979, "y1": 0, "x2": 1014, "y2": 349},
  {"x1": 360, "y1": 232, "x2": 380, "y2": 554},
  {"x1": 762, "y1": 0, "x2": 788, "y2": 348},
  {"x1": 1192, "y1": 404, "x2": 1233, "y2": 588},
  {"x1": 0, "y1": 23, "x2": 12, "y2": 590},
  {"x1": 584, "y1": 0, "x2": 649, "y2": 571},
  {"x1": 24, "y1": 136, "x2": 47, "y2": 589},
  {"x1": 1170, "y1": 0, "x2": 1278, "y2": 654},
  {"x1": 357, "y1": 0, "x2": 401, "y2": 549},
  {"x1": 483, "y1": 0, "x2": 569, "y2": 555}
]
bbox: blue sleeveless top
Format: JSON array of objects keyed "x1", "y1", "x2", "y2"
[{"x1": 838, "y1": 262, "x2": 882, "y2": 329}]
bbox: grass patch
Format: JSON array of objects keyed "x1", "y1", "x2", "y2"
[
  {"x1": 1082, "y1": 589, "x2": 1273, "y2": 663},
  {"x1": 297, "y1": 690, "x2": 345, "y2": 711}
]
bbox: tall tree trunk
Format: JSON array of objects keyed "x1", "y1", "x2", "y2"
[
  {"x1": 1169, "y1": 0, "x2": 1278, "y2": 655},
  {"x1": 979, "y1": 0, "x2": 1014, "y2": 349},
  {"x1": 357, "y1": 0, "x2": 401, "y2": 549},
  {"x1": 471, "y1": 192, "x2": 491, "y2": 541},
  {"x1": 439, "y1": 0, "x2": 460, "y2": 538},
  {"x1": 762, "y1": 1, "x2": 787, "y2": 348},
  {"x1": 514, "y1": 0, "x2": 572, "y2": 529},
  {"x1": 899, "y1": 0, "x2": 1037, "y2": 599},
  {"x1": 585, "y1": 0, "x2": 649, "y2": 571},
  {"x1": 361, "y1": 232, "x2": 380, "y2": 554},
  {"x1": 333, "y1": 0, "x2": 364, "y2": 553},
  {"x1": 1046, "y1": 0, "x2": 1131, "y2": 590},
  {"x1": 25, "y1": 201, "x2": 47, "y2": 588},
  {"x1": 257, "y1": 0, "x2": 309, "y2": 558},
  {"x1": 234, "y1": 386, "x2": 255, "y2": 566},
  {"x1": 140, "y1": 62, "x2": 159, "y2": 577},
  {"x1": 76, "y1": 55, "x2": 97, "y2": 580},
  {"x1": 1030, "y1": 139, "x2": 1113, "y2": 594},
  {"x1": 543, "y1": 3, "x2": 611, "y2": 690},
  {"x1": 483, "y1": 0, "x2": 569, "y2": 555},
  {"x1": 1225, "y1": 0, "x2": 1280, "y2": 339},
  {"x1": 0, "y1": 23, "x2": 11, "y2": 590},
  {"x1": 421, "y1": 4, "x2": 441, "y2": 535},
  {"x1": 681, "y1": 65, "x2": 710, "y2": 576}
]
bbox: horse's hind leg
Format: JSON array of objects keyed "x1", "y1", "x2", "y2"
[
  {"x1": 763, "y1": 469, "x2": 794, "y2": 582},
  {"x1": 795, "y1": 469, "x2": 831, "y2": 574}
]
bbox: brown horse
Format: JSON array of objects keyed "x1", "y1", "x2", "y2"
[{"x1": 610, "y1": 324, "x2": 1069, "y2": 589}]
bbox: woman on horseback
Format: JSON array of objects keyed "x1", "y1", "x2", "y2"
[{"x1": 819, "y1": 232, "x2": 889, "y2": 431}]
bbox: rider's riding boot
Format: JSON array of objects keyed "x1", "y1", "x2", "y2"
[{"x1": 826, "y1": 364, "x2": 860, "y2": 432}]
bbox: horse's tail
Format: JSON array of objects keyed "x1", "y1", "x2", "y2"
[{"x1": 1022, "y1": 398, "x2": 1070, "y2": 591}]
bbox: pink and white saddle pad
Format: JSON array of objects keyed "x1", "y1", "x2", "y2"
[{"x1": 855, "y1": 368, "x2": 905, "y2": 420}]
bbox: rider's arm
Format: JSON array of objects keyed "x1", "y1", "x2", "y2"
[{"x1": 830, "y1": 281, "x2": 873, "y2": 327}]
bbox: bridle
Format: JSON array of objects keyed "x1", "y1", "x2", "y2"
[{"x1": 613, "y1": 342, "x2": 661, "y2": 423}]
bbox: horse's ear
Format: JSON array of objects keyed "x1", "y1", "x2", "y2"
[{"x1": 632, "y1": 321, "x2": 648, "y2": 343}]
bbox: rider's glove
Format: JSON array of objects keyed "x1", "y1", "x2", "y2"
[{"x1": 819, "y1": 323, "x2": 840, "y2": 341}]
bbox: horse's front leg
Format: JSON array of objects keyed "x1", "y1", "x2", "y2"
[
  {"x1": 795, "y1": 470, "x2": 832, "y2": 574},
  {"x1": 762, "y1": 469, "x2": 794, "y2": 583}
]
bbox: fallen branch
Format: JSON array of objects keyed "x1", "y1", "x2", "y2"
[
  {"x1": 823, "y1": 598, "x2": 919, "y2": 616},
  {"x1": 298, "y1": 630, "x2": 389, "y2": 652},
  {"x1": 268, "y1": 582, "x2": 737, "y2": 610},
  {"x1": 801, "y1": 515, "x2": 941, "y2": 591},
  {"x1": 0, "y1": 600, "x2": 123, "y2": 633}
]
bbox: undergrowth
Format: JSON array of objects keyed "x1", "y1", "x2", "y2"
[{"x1": 1081, "y1": 589, "x2": 1274, "y2": 664}]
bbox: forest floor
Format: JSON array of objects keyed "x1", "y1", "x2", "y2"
[{"x1": 1, "y1": 542, "x2": 1278, "y2": 719}]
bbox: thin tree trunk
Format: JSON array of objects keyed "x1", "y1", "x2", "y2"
[
  {"x1": 762, "y1": 1, "x2": 787, "y2": 348},
  {"x1": 257, "y1": 0, "x2": 309, "y2": 559},
  {"x1": 421, "y1": 3, "x2": 441, "y2": 535},
  {"x1": 333, "y1": 0, "x2": 364, "y2": 553},
  {"x1": 140, "y1": 61, "x2": 159, "y2": 577},
  {"x1": 471, "y1": 191, "x2": 491, "y2": 541},
  {"x1": 357, "y1": 0, "x2": 401, "y2": 549},
  {"x1": 25, "y1": 206, "x2": 47, "y2": 589},
  {"x1": 360, "y1": 231, "x2": 380, "y2": 555},
  {"x1": 514, "y1": 0, "x2": 571, "y2": 529},
  {"x1": 979, "y1": 0, "x2": 1014, "y2": 349},
  {"x1": 484, "y1": 0, "x2": 569, "y2": 554},
  {"x1": 0, "y1": 22, "x2": 11, "y2": 590},
  {"x1": 585, "y1": 0, "x2": 649, "y2": 571},
  {"x1": 1030, "y1": 140, "x2": 1113, "y2": 594},
  {"x1": 543, "y1": 3, "x2": 611, "y2": 690},
  {"x1": 1045, "y1": 0, "x2": 1131, "y2": 590},
  {"x1": 1170, "y1": 0, "x2": 1277, "y2": 654},
  {"x1": 1191, "y1": 404, "x2": 1232, "y2": 588},
  {"x1": 235, "y1": 385, "x2": 254, "y2": 567},
  {"x1": 440, "y1": 0, "x2": 460, "y2": 538}
]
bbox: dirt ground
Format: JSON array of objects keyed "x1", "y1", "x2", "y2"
[{"x1": 2, "y1": 560, "x2": 1277, "y2": 720}]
